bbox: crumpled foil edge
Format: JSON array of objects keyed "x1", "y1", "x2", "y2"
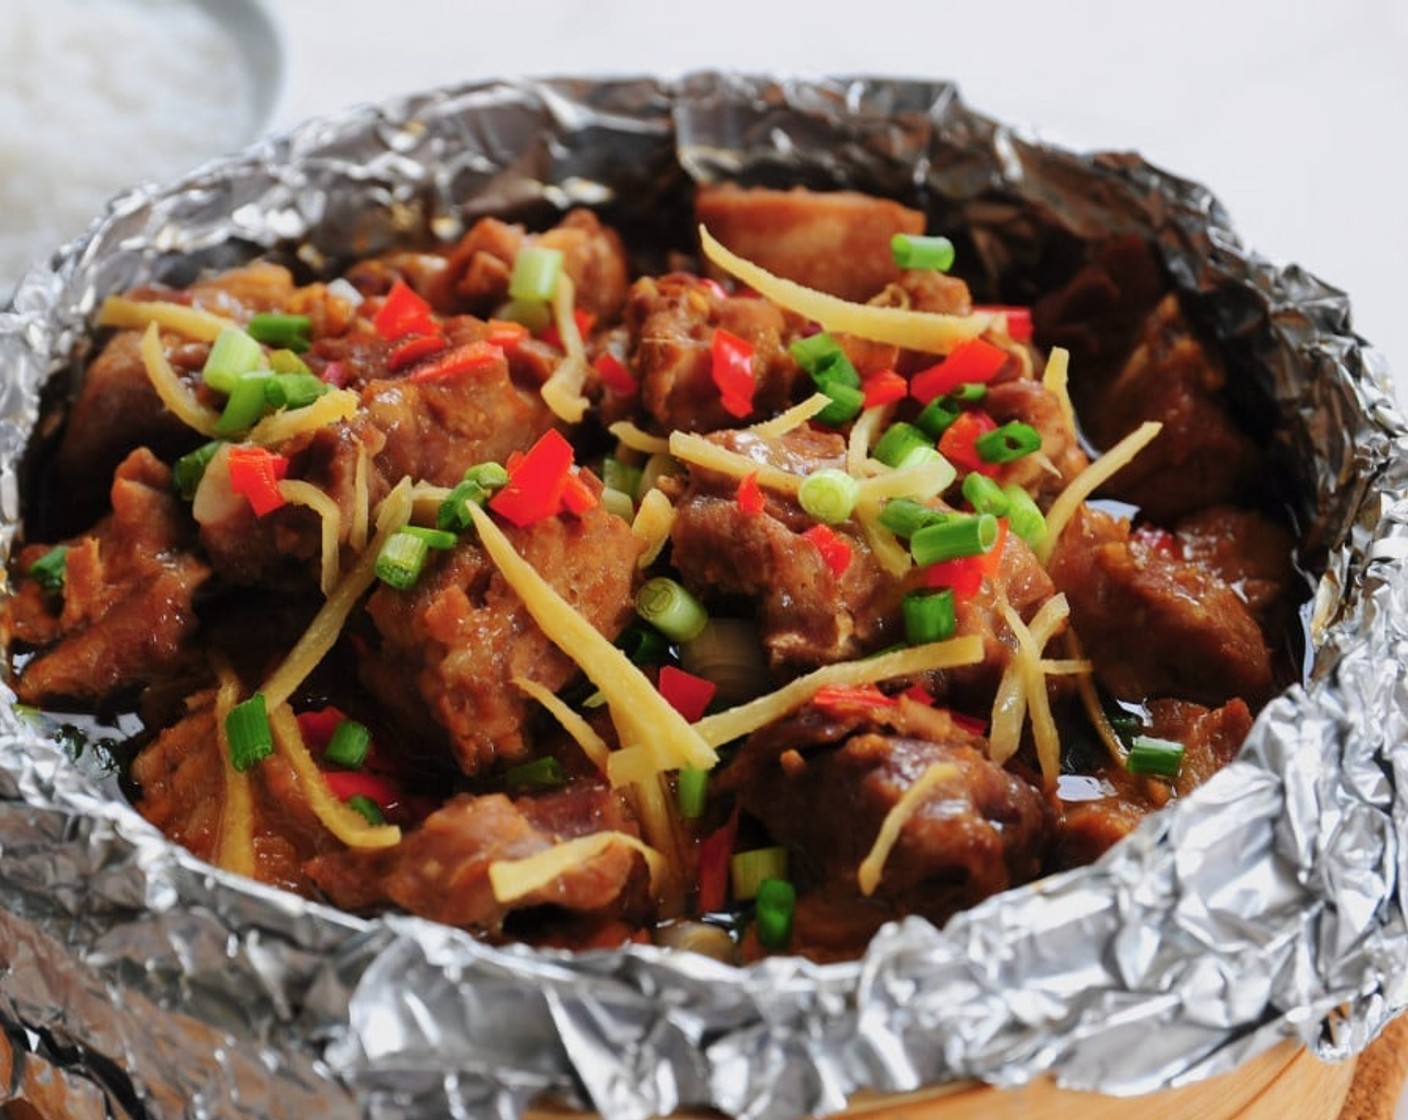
[{"x1": 0, "y1": 73, "x2": 1404, "y2": 1120}]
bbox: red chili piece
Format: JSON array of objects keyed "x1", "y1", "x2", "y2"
[
  {"x1": 709, "y1": 328, "x2": 757, "y2": 419},
  {"x1": 593, "y1": 352, "x2": 638, "y2": 397},
  {"x1": 408, "y1": 340, "x2": 505, "y2": 384},
  {"x1": 387, "y1": 333, "x2": 448, "y2": 372},
  {"x1": 938, "y1": 411, "x2": 1000, "y2": 477},
  {"x1": 488, "y1": 428, "x2": 576, "y2": 527},
  {"x1": 658, "y1": 666, "x2": 717, "y2": 723},
  {"x1": 296, "y1": 706, "x2": 347, "y2": 750},
  {"x1": 977, "y1": 519, "x2": 1008, "y2": 578},
  {"x1": 861, "y1": 368, "x2": 908, "y2": 409},
  {"x1": 560, "y1": 468, "x2": 600, "y2": 517},
  {"x1": 696, "y1": 810, "x2": 739, "y2": 913},
  {"x1": 226, "y1": 445, "x2": 290, "y2": 517},
  {"x1": 736, "y1": 472, "x2": 764, "y2": 515},
  {"x1": 801, "y1": 524, "x2": 852, "y2": 578},
  {"x1": 485, "y1": 319, "x2": 530, "y2": 349},
  {"x1": 811, "y1": 684, "x2": 897, "y2": 715},
  {"x1": 539, "y1": 308, "x2": 596, "y2": 351},
  {"x1": 909, "y1": 338, "x2": 1011, "y2": 405},
  {"x1": 921, "y1": 556, "x2": 984, "y2": 599},
  {"x1": 973, "y1": 305, "x2": 1034, "y2": 343},
  {"x1": 372, "y1": 279, "x2": 437, "y2": 341},
  {"x1": 323, "y1": 769, "x2": 401, "y2": 811},
  {"x1": 319, "y1": 360, "x2": 348, "y2": 388},
  {"x1": 948, "y1": 709, "x2": 990, "y2": 737}
]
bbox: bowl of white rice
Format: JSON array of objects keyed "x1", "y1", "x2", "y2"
[{"x1": 0, "y1": 0, "x2": 284, "y2": 297}]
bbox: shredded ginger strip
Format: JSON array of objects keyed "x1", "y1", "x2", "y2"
[
  {"x1": 669, "y1": 430, "x2": 802, "y2": 494},
  {"x1": 631, "y1": 488, "x2": 675, "y2": 569},
  {"x1": 693, "y1": 636, "x2": 983, "y2": 748},
  {"x1": 856, "y1": 762, "x2": 960, "y2": 896},
  {"x1": 248, "y1": 389, "x2": 359, "y2": 446},
  {"x1": 99, "y1": 294, "x2": 236, "y2": 342},
  {"x1": 540, "y1": 273, "x2": 590, "y2": 423},
  {"x1": 1042, "y1": 346, "x2": 1076, "y2": 434},
  {"x1": 988, "y1": 593, "x2": 1071, "y2": 773},
  {"x1": 609, "y1": 421, "x2": 672, "y2": 457},
  {"x1": 466, "y1": 502, "x2": 716, "y2": 774},
  {"x1": 751, "y1": 393, "x2": 833, "y2": 439},
  {"x1": 259, "y1": 479, "x2": 413, "y2": 710},
  {"x1": 513, "y1": 676, "x2": 610, "y2": 775},
  {"x1": 488, "y1": 832, "x2": 664, "y2": 905},
  {"x1": 1037, "y1": 421, "x2": 1162, "y2": 565},
  {"x1": 267, "y1": 703, "x2": 401, "y2": 849},
  {"x1": 212, "y1": 671, "x2": 256, "y2": 878},
  {"x1": 700, "y1": 225, "x2": 992, "y2": 354},
  {"x1": 139, "y1": 322, "x2": 222, "y2": 437},
  {"x1": 277, "y1": 479, "x2": 343, "y2": 595}
]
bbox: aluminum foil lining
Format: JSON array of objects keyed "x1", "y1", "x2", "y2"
[{"x1": 0, "y1": 73, "x2": 1404, "y2": 1120}]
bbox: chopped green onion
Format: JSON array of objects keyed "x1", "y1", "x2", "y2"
[
  {"x1": 437, "y1": 480, "x2": 489, "y2": 532},
  {"x1": 27, "y1": 544, "x2": 69, "y2": 594},
  {"x1": 602, "y1": 487, "x2": 635, "y2": 521},
  {"x1": 602, "y1": 457, "x2": 642, "y2": 498},
  {"x1": 615, "y1": 620, "x2": 669, "y2": 666},
  {"x1": 375, "y1": 530, "x2": 431, "y2": 590},
  {"x1": 976, "y1": 421, "x2": 1042, "y2": 464},
  {"x1": 873, "y1": 422, "x2": 934, "y2": 469},
  {"x1": 508, "y1": 246, "x2": 564, "y2": 304},
  {"x1": 214, "y1": 372, "x2": 274, "y2": 434},
  {"x1": 895, "y1": 445, "x2": 947, "y2": 475},
  {"x1": 914, "y1": 396, "x2": 961, "y2": 439},
  {"x1": 1002, "y1": 484, "x2": 1047, "y2": 547},
  {"x1": 202, "y1": 327, "x2": 264, "y2": 394},
  {"x1": 798, "y1": 468, "x2": 860, "y2": 524},
  {"x1": 902, "y1": 588, "x2": 957, "y2": 645},
  {"x1": 247, "y1": 313, "x2": 312, "y2": 353},
  {"x1": 225, "y1": 693, "x2": 273, "y2": 773},
  {"x1": 173, "y1": 441, "x2": 222, "y2": 501},
  {"x1": 268, "y1": 348, "x2": 311, "y2": 375},
  {"x1": 464, "y1": 461, "x2": 510, "y2": 491},
  {"x1": 345, "y1": 795, "x2": 385, "y2": 825},
  {"x1": 754, "y1": 877, "x2": 796, "y2": 950},
  {"x1": 814, "y1": 380, "x2": 865, "y2": 426},
  {"x1": 789, "y1": 333, "x2": 859, "y2": 388},
  {"x1": 962, "y1": 472, "x2": 1010, "y2": 517},
  {"x1": 402, "y1": 525, "x2": 458, "y2": 550},
  {"x1": 497, "y1": 297, "x2": 553, "y2": 333},
  {"x1": 949, "y1": 383, "x2": 987, "y2": 403},
  {"x1": 891, "y1": 233, "x2": 955, "y2": 272},
  {"x1": 730, "y1": 846, "x2": 788, "y2": 901},
  {"x1": 677, "y1": 765, "x2": 709, "y2": 819},
  {"x1": 505, "y1": 755, "x2": 568, "y2": 791},
  {"x1": 265, "y1": 371, "x2": 328, "y2": 410},
  {"x1": 324, "y1": 719, "x2": 372, "y2": 769},
  {"x1": 636, "y1": 577, "x2": 708, "y2": 642},
  {"x1": 878, "y1": 498, "x2": 945, "y2": 539},
  {"x1": 1127, "y1": 735, "x2": 1185, "y2": 778},
  {"x1": 910, "y1": 513, "x2": 998, "y2": 566}
]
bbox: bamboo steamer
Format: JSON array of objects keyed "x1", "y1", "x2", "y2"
[{"x1": 522, "y1": 1042, "x2": 1356, "y2": 1120}]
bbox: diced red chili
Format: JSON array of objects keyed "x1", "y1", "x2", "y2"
[
  {"x1": 902, "y1": 683, "x2": 936, "y2": 706},
  {"x1": 736, "y1": 472, "x2": 764, "y2": 515},
  {"x1": 696, "y1": 810, "x2": 739, "y2": 913},
  {"x1": 938, "y1": 410, "x2": 1000, "y2": 476},
  {"x1": 909, "y1": 338, "x2": 1011, "y2": 404},
  {"x1": 323, "y1": 769, "x2": 401, "y2": 811},
  {"x1": 861, "y1": 368, "x2": 908, "y2": 408},
  {"x1": 485, "y1": 319, "x2": 530, "y2": 349},
  {"x1": 387, "y1": 333, "x2": 448, "y2": 372},
  {"x1": 539, "y1": 308, "x2": 596, "y2": 351},
  {"x1": 319, "y1": 360, "x2": 348, "y2": 388},
  {"x1": 948, "y1": 709, "x2": 990, "y2": 737},
  {"x1": 976, "y1": 518, "x2": 1008, "y2": 578},
  {"x1": 801, "y1": 524, "x2": 852, "y2": 578},
  {"x1": 372, "y1": 279, "x2": 437, "y2": 341},
  {"x1": 658, "y1": 666, "x2": 717, "y2": 723},
  {"x1": 226, "y1": 445, "x2": 289, "y2": 517},
  {"x1": 709, "y1": 328, "x2": 757, "y2": 418},
  {"x1": 593, "y1": 352, "x2": 638, "y2": 396},
  {"x1": 488, "y1": 428, "x2": 576, "y2": 527},
  {"x1": 560, "y1": 468, "x2": 600, "y2": 517},
  {"x1": 296, "y1": 706, "x2": 347, "y2": 751},
  {"x1": 408, "y1": 340, "x2": 505, "y2": 384},
  {"x1": 921, "y1": 555, "x2": 984, "y2": 599},
  {"x1": 698, "y1": 278, "x2": 728, "y2": 301},
  {"x1": 811, "y1": 684, "x2": 897, "y2": 715},
  {"x1": 973, "y1": 305, "x2": 1034, "y2": 343},
  {"x1": 1133, "y1": 525, "x2": 1183, "y2": 560}
]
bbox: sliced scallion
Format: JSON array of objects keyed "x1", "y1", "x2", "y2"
[
  {"x1": 873, "y1": 422, "x2": 933, "y2": 469},
  {"x1": 798, "y1": 468, "x2": 860, "y2": 525},
  {"x1": 497, "y1": 297, "x2": 553, "y2": 333},
  {"x1": 247, "y1": 313, "x2": 312, "y2": 353},
  {"x1": 214, "y1": 372, "x2": 274, "y2": 434},
  {"x1": 345, "y1": 794, "x2": 385, "y2": 825},
  {"x1": 1127, "y1": 735, "x2": 1185, "y2": 778},
  {"x1": 464, "y1": 461, "x2": 510, "y2": 491},
  {"x1": 1002, "y1": 484, "x2": 1047, "y2": 547},
  {"x1": 636, "y1": 577, "x2": 708, "y2": 642},
  {"x1": 268, "y1": 348, "x2": 311, "y2": 375},
  {"x1": 615, "y1": 620, "x2": 669, "y2": 666},
  {"x1": 265, "y1": 371, "x2": 328, "y2": 410},
  {"x1": 202, "y1": 326, "x2": 264, "y2": 394},
  {"x1": 910, "y1": 513, "x2": 998, "y2": 566},
  {"x1": 226, "y1": 693, "x2": 273, "y2": 773},
  {"x1": 891, "y1": 232, "x2": 956, "y2": 272},
  {"x1": 437, "y1": 479, "x2": 488, "y2": 532},
  {"x1": 976, "y1": 421, "x2": 1042, "y2": 464},
  {"x1": 677, "y1": 765, "x2": 709, "y2": 819},
  {"x1": 321, "y1": 720, "x2": 370, "y2": 769},
  {"x1": 508, "y1": 246, "x2": 565, "y2": 304},
  {"x1": 602, "y1": 457, "x2": 642, "y2": 498},
  {"x1": 402, "y1": 525, "x2": 459, "y2": 550},
  {"x1": 173, "y1": 441, "x2": 222, "y2": 501},
  {"x1": 505, "y1": 756, "x2": 567, "y2": 791},
  {"x1": 730, "y1": 846, "x2": 788, "y2": 902},
  {"x1": 814, "y1": 380, "x2": 865, "y2": 426},
  {"x1": 914, "y1": 396, "x2": 961, "y2": 439},
  {"x1": 601, "y1": 487, "x2": 635, "y2": 521},
  {"x1": 902, "y1": 588, "x2": 957, "y2": 645},
  {"x1": 375, "y1": 530, "x2": 431, "y2": 590},
  {"x1": 789, "y1": 333, "x2": 859, "y2": 388},
  {"x1": 754, "y1": 877, "x2": 797, "y2": 950},
  {"x1": 27, "y1": 544, "x2": 69, "y2": 594},
  {"x1": 962, "y1": 472, "x2": 1010, "y2": 517},
  {"x1": 878, "y1": 498, "x2": 945, "y2": 539}
]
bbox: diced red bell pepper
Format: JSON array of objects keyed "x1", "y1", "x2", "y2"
[
  {"x1": 709, "y1": 328, "x2": 757, "y2": 419},
  {"x1": 861, "y1": 368, "x2": 908, "y2": 409},
  {"x1": 973, "y1": 305, "x2": 1034, "y2": 343},
  {"x1": 539, "y1": 308, "x2": 596, "y2": 351},
  {"x1": 938, "y1": 411, "x2": 999, "y2": 476},
  {"x1": 592, "y1": 352, "x2": 638, "y2": 396},
  {"x1": 387, "y1": 332, "x2": 448, "y2": 372},
  {"x1": 560, "y1": 468, "x2": 600, "y2": 516},
  {"x1": 489, "y1": 428, "x2": 576, "y2": 527},
  {"x1": 323, "y1": 769, "x2": 401, "y2": 811},
  {"x1": 801, "y1": 524, "x2": 852, "y2": 578},
  {"x1": 408, "y1": 340, "x2": 505, "y2": 384},
  {"x1": 921, "y1": 555, "x2": 984, "y2": 599},
  {"x1": 811, "y1": 684, "x2": 897, "y2": 715},
  {"x1": 736, "y1": 472, "x2": 764, "y2": 515},
  {"x1": 226, "y1": 445, "x2": 290, "y2": 517},
  {"x1": 696, "y1": 810, "x2": 739, "y2": 914},
  {"x1": 372, "y1": 279, "x2": 437, "y2": 342},
  {"x1": 658, "y1": 665, "x2": 717, "y2": 723},
  {"x1": 296, "y1": 706, "x2": 348, "y2": 750},
  {"x1": 909, "y1": 338, "x2": 1011, "y2": 405}
]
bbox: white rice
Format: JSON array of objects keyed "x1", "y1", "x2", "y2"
[{"x1": 0, "y1": 0, "x2": 259, "y2": 291}]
